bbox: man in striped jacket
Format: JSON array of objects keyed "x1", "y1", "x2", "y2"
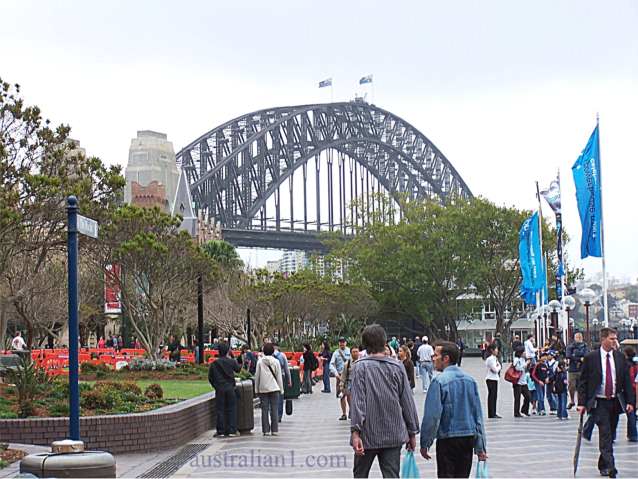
[{"x1": 350, "y1": 324, "x2": 419, "y2": 478}]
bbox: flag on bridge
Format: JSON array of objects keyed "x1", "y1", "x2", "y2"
[
  {"x1": 318, "y1": 78, "x2": 333, "y2": 88},
  {"x1": 359, "y1": 75, "x2": 373, "y2": 85},
  {"x1": 572, "y1": 125, "x2": 602, "y2": 258}
]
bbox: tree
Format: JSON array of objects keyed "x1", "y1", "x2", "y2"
[
  {"x1": 95, "y1": 206, "x2": 217, "y2": 359},
  {"x1": 0, "y1": 77, "x2": 124, "y2": 347}
]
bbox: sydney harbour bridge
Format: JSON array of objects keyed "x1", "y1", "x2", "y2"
[{"x1": 176, "y1": 100, "x2": 473, "y2": 251}]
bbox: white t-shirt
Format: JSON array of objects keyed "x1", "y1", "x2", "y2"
[
  {"x1": 524, "y1": 339, "x2": 536, "y2": 359},
  {"x1": 11, "y1": 335, "x2": 26, "y2": 351},
  {"x1": 417, "y1": 343, "x2": 434, "y2": 362}
]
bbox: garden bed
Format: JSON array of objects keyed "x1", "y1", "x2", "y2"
[{"x1": 0, "y1": 444, "x2": 26, "y2": 469}]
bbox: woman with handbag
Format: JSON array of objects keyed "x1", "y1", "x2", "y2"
[
  {"x1": 512, "y1": 349, "x2": 531, "y2": 417},
  {"x1": 254, "y1": 343, "x2": 284, "y2": 436}
]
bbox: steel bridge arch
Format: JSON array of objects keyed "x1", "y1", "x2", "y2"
[{"x1": 176, "y1": 101, "x2": 472, "y2": 232}]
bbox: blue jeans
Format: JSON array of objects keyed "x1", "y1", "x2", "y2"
[
  {"x1": 322, "y1": 364, "x2": 331, "y2": 392},
  {"x1": 546, "y1": 384, "x2": 557, "y2": 411},
  {"x1": 535, "y1": 381, "x2": 546, "y2": 412},
  {"x1": 419, "y1": 362, "x2": 433, "y2": 393},
  {"x1": 557, "y1": 392, "x2": 568, "y2": 418}
]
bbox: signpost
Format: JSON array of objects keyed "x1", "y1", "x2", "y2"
[{"x1": 67, "y1": 196, "x2": 98, "y2": 440}]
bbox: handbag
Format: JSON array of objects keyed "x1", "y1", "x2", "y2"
[
  {"x1": 504, "y1": 364, "x2": 522, "y2": 384},
  {"x1": 400, "y1": 451, "x2": 420, "y2": 479},
  {"x1": 475, "y1": 460, "x2": 489, "y2": 479}
]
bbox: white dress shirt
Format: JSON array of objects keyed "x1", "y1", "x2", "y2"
[
  {"x1": 596, "y1": 347, "x2": 617, "y2": 398},
  {"x1": 485, "y1": 355, "x2": 501, "y2": 381},
  {"x1": 524, "y1": 339, "x2": 536, "y2": 359}
]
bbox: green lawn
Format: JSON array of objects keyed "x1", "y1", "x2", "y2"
[{"x1": 84, "y1": 380, "x2": 211, "y2": 400}]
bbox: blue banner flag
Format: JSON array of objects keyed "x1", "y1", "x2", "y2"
[
  {"x1": 359, "y1": 75, "x2": 373, "y2": 85},
  {"x1": 519, "y1": 212, "x2": 547, "y2": 305},
  {"x1": 318, "y1": 78, "x2": 332, "y2": 88},
  {"x1": 572, "y1": 126, "x2": 602, "y2": 258}
]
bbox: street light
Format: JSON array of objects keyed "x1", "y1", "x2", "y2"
[
  {"x1": 592, "y1": 318, "x2": 599, "y2": 344},
  {"x1": 563, "y1": 295, "x2": 576, "y2": 340},
  {"x1": 579, "y1": 288, "x2": 597, "y2": 347},
  {"x1": 548, "y1": 299, "x2": 561, "y2": 334}
]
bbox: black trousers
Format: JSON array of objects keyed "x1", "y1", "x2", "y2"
[
  {"x1": 594, "y1": 398, "x2": 621, "y2": 473},
  {"x1": 436, "y1": 436, "x2": 474, "y2": 478},
  {"x1": 486, "y1": 379, "x2": 498, "y2": 418},
  {"x1": 513, "y1": 384, "x2": 530, "y2": 416},
  {"x1": 215, "y1": 387, "x2": 237, "y2": 435},
  {"x1": 353, "y1": 447, "x2": 401, "y2": 478}
]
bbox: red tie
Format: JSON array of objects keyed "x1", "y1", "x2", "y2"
[{"x1": 605, "y1": 353, "x2": 613, "y2": 398}]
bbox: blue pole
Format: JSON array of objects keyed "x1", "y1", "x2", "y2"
[{"x1": 67, "y1": 195, "x2": 80, "y2": 440}]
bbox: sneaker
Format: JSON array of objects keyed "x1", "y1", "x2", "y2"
[
  {"x1": 213, "y1": 432, "x2": 225, "y2": 438},
  {"x1": 227, "y1": 432, "x2": 240, "y2": 437},
  {"x1": 339, "y1": 415, "x2": 347, "y2": 421},
  {"x1": 540, "y1": 411, "x2": 547, "y2": 416},
  {"x1": 321, "y1": 390, "x2": 331, "y2": 393},
  {"x1": 494, "y1": 414, "x2": 503, "y2": 419},
  {"x1": 521, "y1": 412, "x2": 529, "y2": 417},
  {"x1": 567, "y1": 403, "x2": 574, "y2": 410},
  {"x1": 263, "y1": 432, "x2": 270, "y2": 436},
  {"x1": 271, "y1": 432, "x2": 279, "y2": 436},
  {"x1": 531, "y1": 411, "x2": 537, "y2": 415},
  {"x1": 549, "y1": 410, "x2": 557, "y2": 416}
]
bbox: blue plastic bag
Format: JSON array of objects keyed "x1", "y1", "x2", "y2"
[
  {"x1": 401, "y1": 450, "x2": 420, "y2": 479},
  {"x1": 475, "y1": 460, "x2": 489, "y2": 479}
]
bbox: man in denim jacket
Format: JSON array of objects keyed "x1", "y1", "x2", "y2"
[{"x1": 420, "y1": 341, "x2": 487, "y2": 478}]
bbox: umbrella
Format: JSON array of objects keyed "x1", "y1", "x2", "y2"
[{"x1": 573, "y1": 412, "x2": 584, "y2": 476}]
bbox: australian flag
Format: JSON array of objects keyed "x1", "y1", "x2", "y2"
[
  {"x1": 359, "y1": 75, "x2": 373, "y2": 85},
  {"x1": 318, "y1": 78, "x2": 332, "y2": 88}
]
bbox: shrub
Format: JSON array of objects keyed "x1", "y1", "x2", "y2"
[
  {"x1": 144, "y1": 383, "x2": 163, "y2": 400},
  {"x1": 48, "y1": 402, "x2": 70, "y2": 417},
  {"x1": 80, "y1": 362, "x2": 111, "y2": 375},
  {"x1": 128, "y1": 358, "x2": 176, "y2": 371},
  {"x1": 81, "y1": 388, "x2": 120, "y2": 410},
  {"x1": 94, "y1": 381, "x2": 142, "y2": 396},
  {"x1": 5, "y1": 355, "x2": 51, "y2": 418},
  {"x1": 0, "y1": 411, "x2": 18, "y2": 419}
]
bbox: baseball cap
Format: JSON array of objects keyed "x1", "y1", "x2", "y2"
[
  {"x1": 423, "y1": 336, "x2": 428, "y2": 342},
  {"x1": 338, "y1": 337, "x2": 346, "y2": 342}
]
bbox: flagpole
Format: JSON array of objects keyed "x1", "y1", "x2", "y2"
[
  {"x1": 557, "y1": 168, "x2": 568, "y2": 342},
  {"x1": 597, "y1": 114, "x2": 609, "y2": 327},
  {"x1": 536, "y1": 181, "x2": 549, "y2": 343}
]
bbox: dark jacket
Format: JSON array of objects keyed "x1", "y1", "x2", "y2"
[
  {"x1": 208, "y1": 356, "x2": 241, "y2": 391},
  {"x1": 411, "y1": 342, "x2": 421, "y2": 364},
  {"x1": 303, "y1": 350, "x2": 317, "y2": 371},
  {"x1": 552, "y1": 370, "x2": 567, "y2": 395},
  {"x1": 403, "y1": 359, "x2": 416, "y2": 389},
  {"x1": 511, "y1": 340, "x2": 523, "y2": 354},
  {"x1": 577, "y1": 348, "x2": 636, "y2": 411},
  {"x1": 565, "y1": 341, "x2": 588, "y2": 373},
  {"x1": 531, "y1": 361, "x2": 550, "y2": 383}
]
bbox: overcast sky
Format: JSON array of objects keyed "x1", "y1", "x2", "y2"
[{"x1": 2, "y1": 0, "x2": 637, "y2": 281}]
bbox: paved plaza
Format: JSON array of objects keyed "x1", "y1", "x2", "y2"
[{"x1": 2, "y1": 357, "x2": 636, "y2": 478}]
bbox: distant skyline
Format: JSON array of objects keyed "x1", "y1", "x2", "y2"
[{"x1": 2, "y1": 0, "x2": 637, "y2": 279}]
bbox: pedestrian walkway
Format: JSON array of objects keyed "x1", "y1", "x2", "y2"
[
  {"x1": 152, "y1": 357, "x2": 637, "y2": 478},
  {"x1": 4, "y1": 358, "x2": 636, "y2": 478}
]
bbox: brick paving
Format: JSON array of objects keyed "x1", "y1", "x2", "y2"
[
  {"x1": 168, "y1": 357, "x2": 637, "y2": 478},
  {"x1": 3, "y1": 358, "x2": 636, "y2": 478}
]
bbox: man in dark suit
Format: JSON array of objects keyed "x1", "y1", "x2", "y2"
[{"x1": 578, "y1": 327, "x2": 635, "y2": 478}]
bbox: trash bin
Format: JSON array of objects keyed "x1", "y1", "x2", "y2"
[
  {"x1": 20, "y1": 451, "x2": 116, "y2": 478},
  {"x1": 284, "y1": 366, "x2": 301, "y2": 399},
  {"x1": 236, "y1": 379, "x2": 254, "y2": 433}
]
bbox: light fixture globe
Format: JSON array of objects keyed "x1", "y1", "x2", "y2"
[
  {"x1": 563, "y1": 295, "x2": 576, "y2": 310},
  {"x1": 579, "y1": 288, "x2": 597, "y2": 305},
  {"x1": 548, "y1": 299, "x2": 562, "y2": 312}
]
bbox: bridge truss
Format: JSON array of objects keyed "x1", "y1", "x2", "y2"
[{"x1": 176, "y1": 101, "x2": 472, "y2": 250}]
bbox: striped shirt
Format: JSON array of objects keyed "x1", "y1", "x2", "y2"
[{"x1": 350, "y1": 355, "x2": 420, "y2": 449}]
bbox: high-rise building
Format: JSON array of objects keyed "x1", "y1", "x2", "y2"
[{"x1": 124, "y1": 131, "x2": 179, "y2": 212}]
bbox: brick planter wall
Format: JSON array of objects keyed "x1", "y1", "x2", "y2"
[{"x1": 0, "y1": 392, "x2": 215, "y2": 454}]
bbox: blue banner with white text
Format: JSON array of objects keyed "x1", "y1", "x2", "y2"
[{"x1": 572, "y1": 126, "x2": 602, "y2": 258}]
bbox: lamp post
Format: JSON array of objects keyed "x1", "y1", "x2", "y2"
[
  {"x1": 563, "y1": 295, "x2": 576, "y2": 342},
  {"x1": 548, "y1": 299, "x2": 561, "y2": 336},
  {"x1": 579, "y1": 288, "x2": 597, "y2": 347},
  {"x1": 592, "y1": 318, "x2": 599, "y2": 345}
]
